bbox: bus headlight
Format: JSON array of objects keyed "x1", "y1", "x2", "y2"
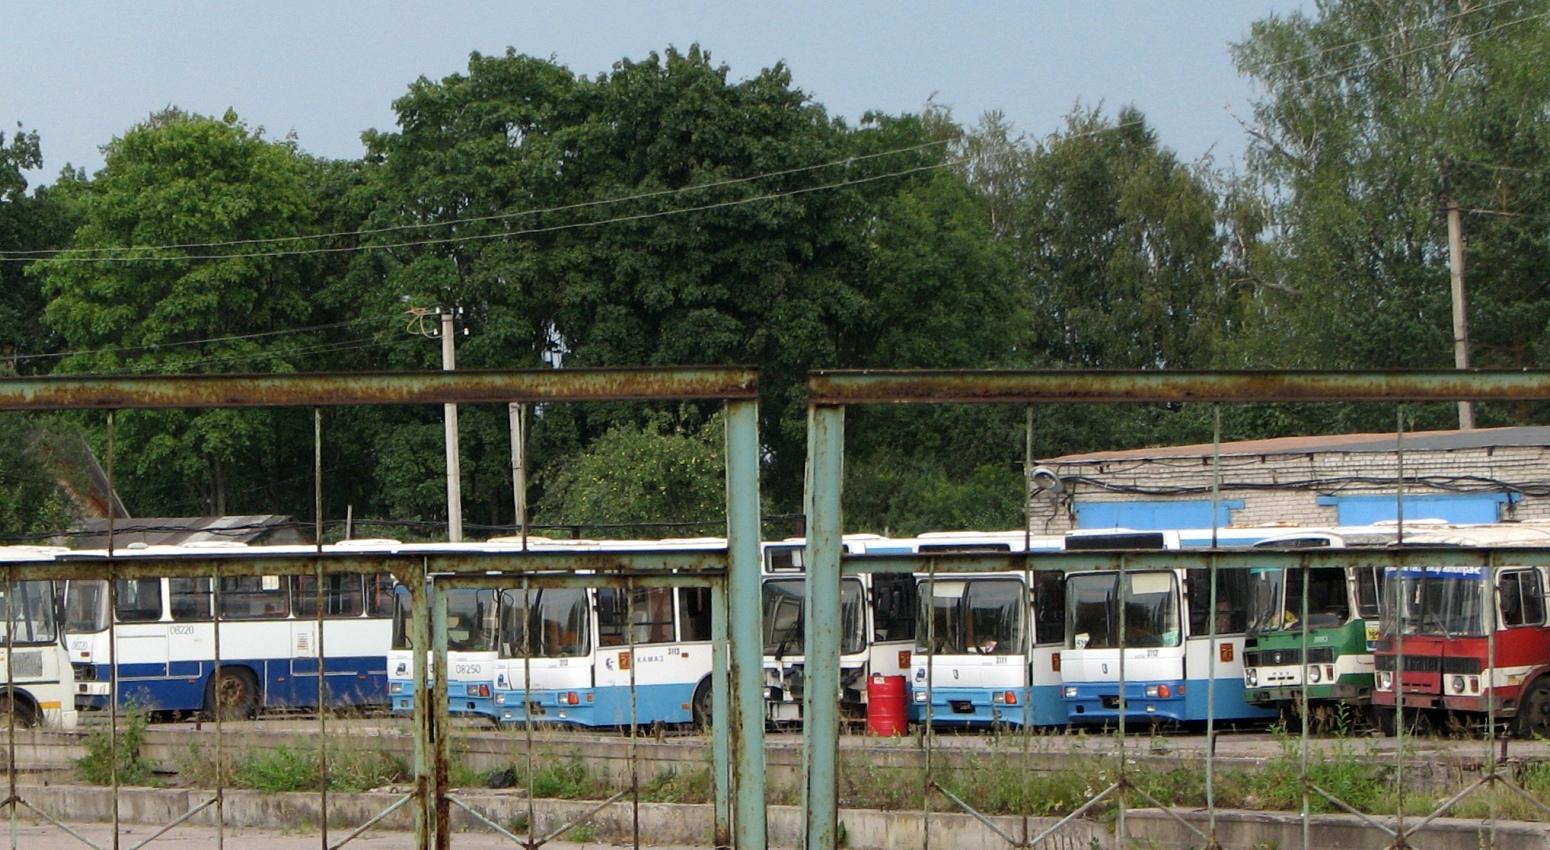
[
  {"x1": 1245, "y1": 669, "x2": 1257, "y2": 687},
  {"x1": 388, "y1": 683, "x2": 404, "y2": 694},
  {"x1": 1063, "y1": 686, "x2": 1078, "y2": 699},
  {"x1": 1377, "y1": 671, "x2": 1393, "y2": 691},
  {"x1": 1308, "y1": 666, "x2": 1322, "y2": 684},
  {"x1": 1144, "y1": 684, "x2": 1172, "y2": 699},
  {"x1": 1451, "y1": 676, "x2": 1466, "y2": 694},
  {"x1": 494, "y1": 693, "x2": 507, "y2": 705}
]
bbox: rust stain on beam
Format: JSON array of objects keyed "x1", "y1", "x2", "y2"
[
  {"x1": 808, "y1": 369, "x2": 1550, "y2": 405},
  {"x1": 0, "y1": 368, "x2": 758, "y2": 411}
]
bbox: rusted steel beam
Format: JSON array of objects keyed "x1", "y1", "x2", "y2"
[
  {"x1": 808, "y1": 369, "x2": 1550, "y2": 405},
  {"x1": 31, "y1": 550, "x2": 727, "y2": 581},
  {"x1": 851, "y1": 547, "x2": 1550, "y2": 574},
  {"x1": 0, "y1": 368, "x2": 758, "y2": 411}
]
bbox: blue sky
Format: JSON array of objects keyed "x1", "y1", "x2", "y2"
[{"x1": 4, "y1": 1, "x2": 1308, "y2": 186}]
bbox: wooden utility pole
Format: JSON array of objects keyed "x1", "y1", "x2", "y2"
[{"x1": 1446, "y1": 196, "x2": 1475, "y2": 430}]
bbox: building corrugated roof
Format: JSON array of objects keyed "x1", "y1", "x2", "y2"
[
  {"x1": 1048, "y1": 425, "x2": 1550, "y2": 463},
  {"x1": 66, "y1": 515, "x2": 310, "y2": 549}
]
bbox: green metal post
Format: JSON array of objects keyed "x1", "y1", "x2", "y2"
[
  {"x1": 410, "y1": 572, "x2": 432, "y2": 850},
  {"x1": 803, "y1": 404, "x2": 845, "y2": 850},
  {"x1": 725, "y1": 399, "x2": 766, "y2": 850},
  {"x1": 431, "y1": 582, "x2": 451, "y2": 850}
]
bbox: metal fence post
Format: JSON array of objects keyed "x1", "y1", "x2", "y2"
[
  {"x1": 725, "y1": 399, "x2": 767, "y2": 850},
  {"x1": 803, "y1": 403, "x2": 845, "y2": 850}
]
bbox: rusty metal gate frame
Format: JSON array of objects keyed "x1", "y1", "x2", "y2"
[
  {"x1": 802, "y1": 368, "x2": 1550, "y2": 850},
  {"x1": 0, "y1": 368, "x2": 768, "y2": 850}
]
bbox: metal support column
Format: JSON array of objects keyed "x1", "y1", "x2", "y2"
[
  {"x1": 802, "y1": 404, "x2": 845, "y2": 850},
  {"x1": 725, "y1": 399, "x2": 767, "y2": 850}
]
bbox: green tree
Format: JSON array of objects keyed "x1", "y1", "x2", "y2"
[
  {"x1": 534, "y1": 413, "x2": 726, "y2": 535},
  {"x1": 0, "y1": 126, "x2": 76, "y2": 371},
  {"x1": 32, "y1": 110, "x2": 327, "y2": 516},
  {"x1": 356, "y1": 47, "x2": 1023, "y2": 530},
  {"x1": 949, "y1": 107, "x2": 1237, "y2": 459},
  {"x1": 1231, "y1": 0, "x2": 1550, "y2": 431}
]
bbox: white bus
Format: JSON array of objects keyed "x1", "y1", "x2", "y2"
[
  {"x1": 910, "y1": 531, "x2": 1067, "y2": 728},
  {"x1": 386, "y1": 537, "x2": 625, "y2": 723},
  {"x1": 0, "y1": 546, "x2": 78, "y2": 728},
  {"x1": 488, "y1": 538, "x2": 725, "y2": 727},
  {"x1": 1060, "y1": 528, "x2": 1280, "y2": 726},
  {"x1": 761, "y1": 535, "x2": 920, "y2": 724},
  {"x1": 63, "y1": 541, "x2": 395, "y2": 718}
]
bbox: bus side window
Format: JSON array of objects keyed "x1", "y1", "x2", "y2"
[
  {"x1": 169, "y1": 577, "x2": 212, "y2": 621},
  {"x1": 679, "y1": 587, "x2": 712, "y2": 642},
  {"x1": 115, "y1": 578, "x2": 163, "y2": 623},
  {"x1": 1502, "y1": 570, "x2": 1544, "y2": 627},
  {"x1": 367, "y1": 575, "x2": 397, "y2": 617},
  {"x1": 220, "y1": 576, "x2": 289, "y2": 619},
  {"x1": 631, "y1": 587, "x2": 675, "y2": 644},
  {"x1": 294, "y1": 574, "x2": 364, "y2": 618}
]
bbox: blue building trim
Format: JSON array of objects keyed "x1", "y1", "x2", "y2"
[
  {"x1": 1074, "y1": 499, "x2": 1244, "y2": 531},
  {"x1": 1315, "y1": 493, "x2": 1516, "y2": 525}
]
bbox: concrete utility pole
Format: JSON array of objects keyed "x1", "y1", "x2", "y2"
[
  {"x1": 1446, "y1": 197, "x2": 1475, "y2": 430},
  {"x1": 442, "y1": 309, "x2": 464, "y2": 541}
]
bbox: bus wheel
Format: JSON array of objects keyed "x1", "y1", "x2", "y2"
[
  {"x1": 1517, "y1": 680, "x2": 1550, "y2": 739},
  {"x1": 205, "y1": 669, "x2": 259, "y2": 720},
  {"x1": 0, "y1": 693, "x2": 40, "y2": 728},
  {"x1": 691, "y1": 679, "x2": 713, "y2": 729},
  {"x1": 1370, "y1": 705, "x2": 1397, "y2": 737}
]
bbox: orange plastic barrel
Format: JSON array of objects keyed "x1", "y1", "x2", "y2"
[{"x1": 865, "y1": 674, "x2": 908, "y2": 736}]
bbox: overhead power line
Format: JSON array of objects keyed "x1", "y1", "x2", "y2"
[{"x1": 1, "y1": 121, "x2": 1141, "y2": 267}]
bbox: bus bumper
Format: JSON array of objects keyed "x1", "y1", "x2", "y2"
[
  {"x1": 1064, "y1": 681, "x2": 1187, "y2": 723},
  {"x1": 1245, "y1": 682, "x2": 1366, "y2": 704}
]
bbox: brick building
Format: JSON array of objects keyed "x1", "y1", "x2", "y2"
[{"x1": 1027, "y1": 426, "x2": 1550, "y2": 534}]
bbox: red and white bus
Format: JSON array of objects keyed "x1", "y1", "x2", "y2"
[{"x1": 1372, "y1": 523, "x2": 1550, "y2": 737}]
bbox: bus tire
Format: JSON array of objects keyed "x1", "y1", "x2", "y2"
[
  {"x1": 1517, "y1": 679, "x2": 1550, "y2": 739},
  {"x1": 1370, "y1": 705, "x2": 1397, "y2": 737},
  {"x1": 0, "y1": 692, "x2": 40, "y2": 728},
  {"x1": 691, "y1": 678, "x2": 713, "y2": 729},
  {"x1": 205, "y1": 668, "x2": 260, "y2": 721}
]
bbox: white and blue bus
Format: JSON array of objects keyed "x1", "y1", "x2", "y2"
[
  {"x1": 1060, "y1": 528, "x2": 1280, "y2": 726},
  {"x1": 63, "y1": 541, "x2": 395, "y2": 718},
  {"x1": 487, "y1": 538, "x2": 726, "y2": 727},
  {"x1": 384, "y1": 538, "x2": 726, "y2": 728},
  {"x1": 910, "y1": 531, "x2": 1068, "y2": 728}
]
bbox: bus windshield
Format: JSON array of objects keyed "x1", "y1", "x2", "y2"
[
  {"x1": 1067, "y1": 571, "x2": 1179, "y2": 649},
  {"x1": 1248, "y1": 567, "x2": 1352, "y2": 634},
  {"x1": 761, "y1": 578, "x2": 865, "y2": 657},
  {"x1": 0, "y1": 581, "x2": 59, "y2": 645},
  {"x1": 497, "y1": 588, "x2": 591, "y2": 659},
  {"x1": 916, "y1": 577, "x2": 1025, "y2": 655},
  {"x1": 1381, "y1": 567, "x2": 1488, "y2": 637}
]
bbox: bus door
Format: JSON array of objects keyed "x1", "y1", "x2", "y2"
[
  {"x1": 1029, "y1": 570, "x2": 1066, "y2": 726},
  {"x1": 113, "y1": 578, "x2": 169, "y2": 682},
  {"x1": 867, "y1": 573, "x2": 916, "y2": 679}
]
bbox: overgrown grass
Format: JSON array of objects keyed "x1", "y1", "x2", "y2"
[
  {"x1": 175, "y1": 730, "x2": 410, "y2": 792},
  {"x1": 75, "y1": 707, "x2": 159, "y2": 786},
  {"x1": 82, "y1": 719, "x2": 1550, "y2": 825}
]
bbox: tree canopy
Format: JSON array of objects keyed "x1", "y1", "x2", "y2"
[{"x1": 11, "y1": 6, "x2": 1550, "y2": 539}]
